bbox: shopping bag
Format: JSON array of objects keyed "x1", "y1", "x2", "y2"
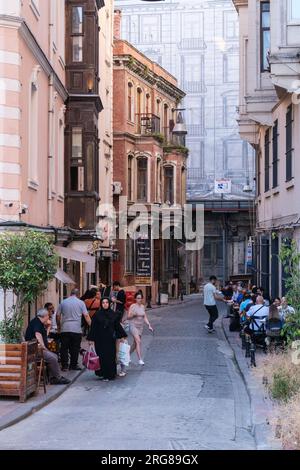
[
  {"x1": 118, "y1": 341, "x2": 131, "y2": 366},
  {"x1": 83, "y1": 346, "x2": 100, "y2": 371}
]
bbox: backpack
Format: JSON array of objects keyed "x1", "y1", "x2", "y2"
[{"x1": 265, "y1": 319, "x2": 283, "y2": 337}]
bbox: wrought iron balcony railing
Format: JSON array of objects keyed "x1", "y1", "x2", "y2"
[{"x1": 136, "y1": 113, "x2": 161, "y2": 135}]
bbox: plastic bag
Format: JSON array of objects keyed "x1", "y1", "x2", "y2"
[{"x1": 118, "y1": 341, "x2": 131, "y2": 366}]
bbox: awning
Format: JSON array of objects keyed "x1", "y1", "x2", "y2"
[
  {"x1": 55, "y1": 269, "x2": 75, "y2": 284},
  {"x1": 55, "y1": 246, "x2": 95, "y2": 273}
]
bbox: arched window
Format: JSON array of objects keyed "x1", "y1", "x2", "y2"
[
  {"x1": 128, "y1": 82, "x2": 133, "y2": 121},
  {"x1": 164, "y1": 165, "x2": 174, "y2": 205},
  {"x1": 137, "y1": 157, "x2": 148, "y2": 202},
  {"x1": 128, "y1": 155, "x2": 133, "y2": 200}
]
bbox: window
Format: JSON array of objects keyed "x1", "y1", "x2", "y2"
[
  {"x1": 72, "y1": 37, "x2": 83, "y2": 62},
  {"x1": 128, "y1": 156, "x2": 133, "y2": 200},
  {"x1": 156, "y1": 99, "x2": 161, "y2": 117},
  {"x1": 257, "y1": 150, "x2": 261, "y2": 196},
  {"x1": 70, "y1": 166, "x2": 84, "y2": 191},
  {"x1": 146, "y1": 93, "x2": 150, "y2": 115},
  {"x1": 125, "y1": 237, "x2": 135, "y2": 273},
  {"x1": 163, "y1": 104, "x2": 169, "y2": 140},
  {"x1": 137, "y1": 158, "x2": 148, "y2": 202},
  {"x1": 156, "y1": 158, "x2": 162, "y2": 201},
  {"x1": 71, "y1": 6, "x2": 83, "y2": 62},
  {"x1": 86, "y1": 143, "x2": 94, "y2": 192},
  {"x1": 72, "y1": 6, "x2": 83, "y2": 34},
  {"x1": 185, "y1": 97, "x2": 204, "y2": 136},
  {"x1": 272, "y1": 120, "x2": 279, "y2": 188},
  {"x1": 140, "y1": 15, "x2": 161, "y2": 44},
  {"x1": 164, "y1": 166, "x2": 174, "y2": 205},
  {"x1": 260, "y1": 2, "x2": 270, "y2": 72},
  {"x1": 223, "y1": 94, "x2": 237, "y2": 128},
  {"x1": 288, "y1": 0, "x2": 300, "y2": 22},
  {"x1": 71, "y1": 127, "x2": 84, "y2": 192},
  {"x1": 224, "y1": 11, "x2": 238, "y2": 39},
  {"x1": 28, "y1": 78, "x2": 39, "y2": 187},
  {"x1": 224, "y1": 141, "x2": 245, "y2": 171},
  {"x1": 128, "y1": 83, "x2": 133, "y2": 121},
  {"x1": 58, "y1": 116, "x2": 64, "y2": 198},
  {"x1": 286, "y1": 105, "x2": 294, "y2": 181},
  {"x1": 72, "y1": 127, "x2": 83, "y2": 161},
  {"x1": 223, "y1": 54, "x2": 239, "y2": 83},
  {"x1": 181, "y1": 55, "x2": 204, "y2": 93},
  {"x1": 180, "y1": 12, "x2": 204, "y2": 48},
  {"x1": 136, "y1": 88, "x2": 142, "y2": 133},
  {"x1": 264, "y1": 129, "x2": 270, "y2": 192}
]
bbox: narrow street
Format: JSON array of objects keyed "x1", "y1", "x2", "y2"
[{"x1": 0, "y1": 300, "x2": 257, "y2": 450}]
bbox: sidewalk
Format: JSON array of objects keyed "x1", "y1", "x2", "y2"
[{"x1": 221, "y1": 313, "x2": 282, "y2": 450}]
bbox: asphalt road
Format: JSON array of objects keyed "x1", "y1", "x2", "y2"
[{"x1": 0, "y1": 299, "x2": 256, "y2": 450}]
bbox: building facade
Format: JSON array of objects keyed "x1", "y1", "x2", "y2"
[
  {"x1": 234, "y1": 0, "x2": 300, "y2": 297},
  {"x1": 0, "y1": 0, "x2": 69, "y2": 319},
  {"x1": 115, "y1": 0, "x2": 256, "y2": 285},
  {"x1": 113, "y1": 12, "x2": 187, "y2": 301}
]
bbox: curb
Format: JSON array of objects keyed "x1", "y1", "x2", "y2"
[
  {"x1": 0, "y1": 369, "x2": 84, "y2": 432},
  {"x1": 221, "y1": 315, "x2": 282, "y2": 450}
]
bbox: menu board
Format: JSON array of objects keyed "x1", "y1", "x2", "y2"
[{"x1": 135, "y1": 236, "x2": 152, "y2": 285}]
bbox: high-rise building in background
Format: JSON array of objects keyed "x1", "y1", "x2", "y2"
[{"x1": 116, "y1": 0, "x2": 256, "y2": 283}]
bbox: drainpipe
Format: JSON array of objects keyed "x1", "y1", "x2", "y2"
[{"x1": 48, "y1": 2, "x2": 54, "y2": 226}]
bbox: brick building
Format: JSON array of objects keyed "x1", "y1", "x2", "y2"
[{"x1": 112, "y1": 10, "x2": 187, "y2": 302}]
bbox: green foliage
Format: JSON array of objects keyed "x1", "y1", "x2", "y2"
[
  {"x1": 0, "y1": 230, "x2": 58, "y2": 343},
  {"x1": 152, "y1": 133, "x2": 165, "y2": 144},
  {"x1": 163, "y1": 144, "x2": 189, "y2": 155},
  {"x1": 270, "y1": 369, "x2": 300, "y2": 402},
  {"x1": 279, "y1": 239, "x2": 300, "y2": 344}
]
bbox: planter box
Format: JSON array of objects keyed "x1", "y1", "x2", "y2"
[{"x1": 0, "y1": 340, "x2": 38, "y2": 402}]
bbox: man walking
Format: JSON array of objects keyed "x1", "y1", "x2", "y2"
[
  {"x1": 203, "y1": 276, "x2": 226, "y2": 333},
  {"x1": 57, "y1": 289, "x2": 91, "y2": 371},
  {"x1": 110, "y1": 281, "x2": 126, "y2": 322}
]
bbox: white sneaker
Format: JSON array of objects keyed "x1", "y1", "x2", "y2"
[{"x1": 138, "y1": 359, "x2": 145, "y2": 365}]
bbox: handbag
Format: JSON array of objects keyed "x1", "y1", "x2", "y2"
[{"x1": 83, "y1": 346, "x2": 100, "y2": 371}]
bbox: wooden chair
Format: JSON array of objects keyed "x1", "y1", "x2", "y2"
[{"x1": 36, "y1": 349, "x2": 48, "y2": 394}]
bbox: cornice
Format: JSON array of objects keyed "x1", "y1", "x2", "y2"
[
  {"x1": 114, "y1": 55, "x2": 185, "y2": 102},
  {"x1": 232, "y1": 0, "x2": 248, "y2": 12}
]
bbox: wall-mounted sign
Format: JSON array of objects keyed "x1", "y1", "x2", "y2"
[
  {"x1": 214, "y1": 179, "x2": 232, "y2": 194},
  {"x1": 135, "y1": 236, "x2": 152, "y2": 285}
]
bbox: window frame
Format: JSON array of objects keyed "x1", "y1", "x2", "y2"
[
  {"x1": 71, "y1": 5, "x2": 84, "y2": 63},
  {"x1": 137, "y1": 157, "x2": 148, "y2": 202},
  {"x1": 272, "y1": 120, "x2": 279, "y2": 189},
  {"x1": 286, "y1": 105, "x2": 294, "y2": 182},
  {"x1": 264, "y1": 129, "x2": 270, "y2": 192},
  {"x1": 260, "y1": 1, "x2": 270, "y2": 73},
  {"x1": 164, "y1": 165, "x2": 175, "y2": 205}
]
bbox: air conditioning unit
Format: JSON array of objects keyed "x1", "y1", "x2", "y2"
[{"x1": 113, "y1": 182, "x2": 122, "y2": 195}]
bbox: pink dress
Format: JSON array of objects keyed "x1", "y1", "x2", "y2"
[{"x1": 128, "y1": 303, "x2": 146, "y2": 336}]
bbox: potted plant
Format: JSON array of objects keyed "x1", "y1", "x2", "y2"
[{"x1": 0, "y1": 230, "x2": 58, "y2": 401}]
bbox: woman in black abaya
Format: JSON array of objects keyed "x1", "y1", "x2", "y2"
[{"x1": 87, "y1": 297, "x2": 127, "y2": 381}]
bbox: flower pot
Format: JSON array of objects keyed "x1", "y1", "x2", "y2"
[{"x1": 0, "y1": 340, "x2": 38, "y2": 402}]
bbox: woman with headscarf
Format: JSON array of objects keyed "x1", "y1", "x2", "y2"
[{"x1": 87, "y1": 297, "x2": 127, "y2": 381}]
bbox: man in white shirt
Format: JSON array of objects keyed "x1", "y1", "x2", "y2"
[
  {"x1": 203, "y1": 276, "x2": 227, "y2": 333},
  {"x1": 247, "y1": 296, "x2": 269, "y2": 332}
]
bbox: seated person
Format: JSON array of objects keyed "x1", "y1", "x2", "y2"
[
  {"x1": 25, "y1": 308, "x2": 70, "y2": 385},
  {"x1": 245, "y1": 296, "x2": 269, "y2": 334},
  {"x1": 265, "y1": 304, "x2": 283, "y2": 336},
  {"x1": 279, "y1": 297, "x2": 295, "y2": 321}
]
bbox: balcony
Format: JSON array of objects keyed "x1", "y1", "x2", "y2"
[
  {"x1": 182, "y1": 81, "x2": 205, "y2": 94},
  {"x1": 186, "y1": 124, "x2": 203, "y2": 136},
  {"x1": 178, "y1": 38, "x2": 206, "y2": 50},
  {"x1": 136, "y1": 113, "x2": 161, "y2": 135}
]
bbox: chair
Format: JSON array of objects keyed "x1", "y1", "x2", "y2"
[{"x1": 36, "y1": 350, "x2": 48, "y2": 394}]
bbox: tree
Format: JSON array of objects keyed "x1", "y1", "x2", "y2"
[
  {"x1": 0, "y1": 230, "x2": 58, "y2": 343},
  {"x1": 279, "y1": 238, "x2": 300, "y2": 343}
]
